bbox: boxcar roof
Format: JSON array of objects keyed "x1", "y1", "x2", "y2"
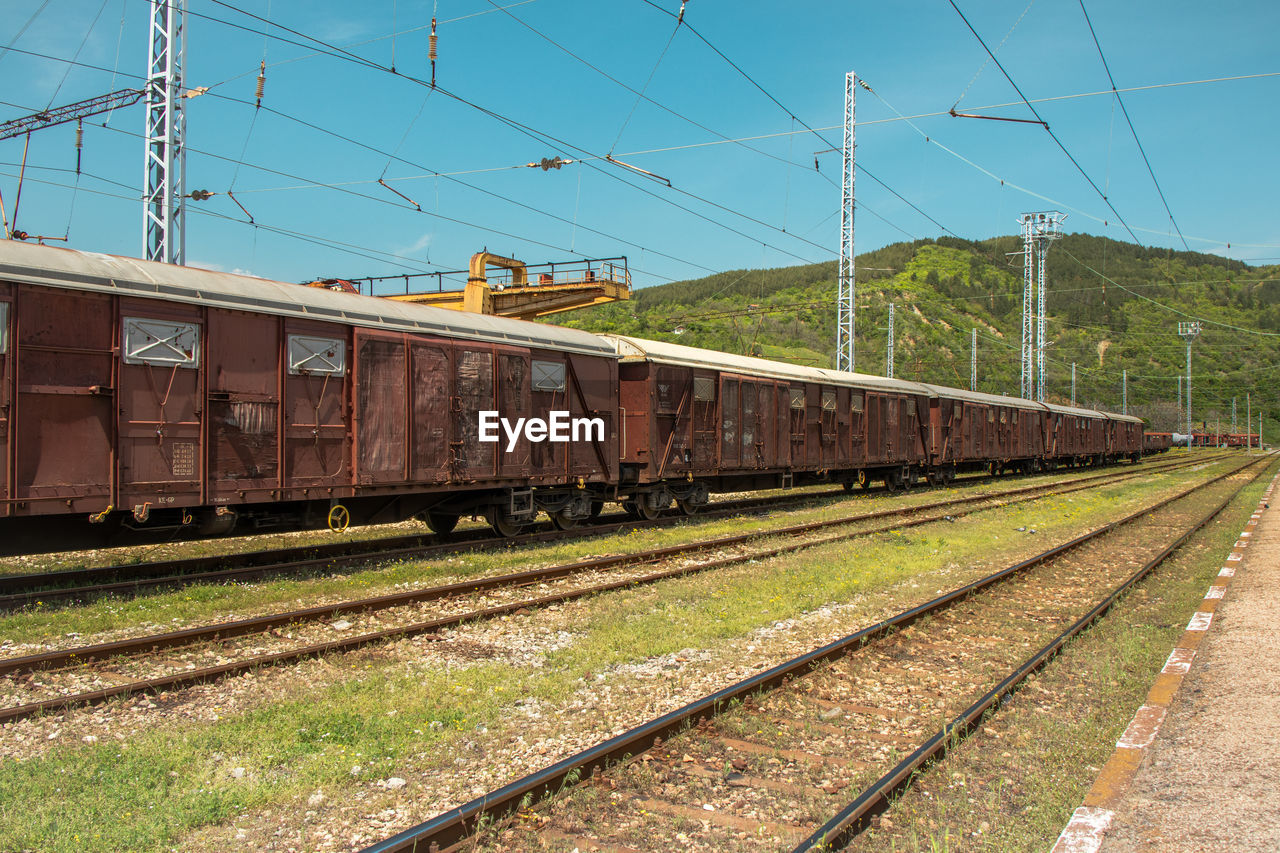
[
  {"x1": 1043, "y1": 401, "x2": 1106, "y2": 419},
  {"x1": 917, "y1": 384, "x2": 1047, "y2": 412},
  {"x1": 0, "y1": 241, "x2": 616, "y2": 357},
  {"x1": 603, "y1": 334, "x2": 936, "y2": 396}
]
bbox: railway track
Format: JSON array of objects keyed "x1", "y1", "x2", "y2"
[
  {"x1": 356, "y1": 453, "x2": 1271, "y2": 853},
  {"x1": 0, "y1": 457, "x2": 1208, "y2": 725},
  {"x1": 0, "y1": 456, "x2": 1202, "y2": 611},
  {"x1": 0, "y1": 488, "x2": 847, "y2": 610}
]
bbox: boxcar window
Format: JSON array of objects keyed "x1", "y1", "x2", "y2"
[
  {"x1": 288, "y1": 334, "x2": 346, "y2": 375},
  {"x1": 693, "y1": 376, "x2": 715, "y2": 402},
  {"x1": 0, "y1": 302, "x2": 7, "y2": 354},
  {"x1": 789, "y1": 387, "x2": 805, "y2": 409},
  {"x1": 821, "y1": 390, "x2": 836, "y2": 412},
  {"x1": 531, "y1": 360, "x2": 566, "y2": 392},
  {"x1": 850, "y1": 391, "x2": 864, "y2": 413},
  {"x1": 124, "y1": 317, "x2": 201, "y2": 368}
]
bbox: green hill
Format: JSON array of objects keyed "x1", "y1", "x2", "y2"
[{"x1": 555, "y1": 235, "x2": 1280, "y2": 433}]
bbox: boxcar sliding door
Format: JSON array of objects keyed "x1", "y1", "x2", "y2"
[
  {"x1": 354, "y1": 331, "x2": 408, "y2": 485},
  {"x1": 206, "y1": 310, "x2": 280, "y2": 505},
  {"x1": 283, "y1": 322, "x2": 351, "y2": 494},
  {"x1": 116, "y1": 299, "x2": 204, "y2": 512},
  {"x1": 409, "y1": 339, "x2": 450, "y2": 483},
  {"x1": 13, "y1": 287, "x2": 115, "y2": 517}
]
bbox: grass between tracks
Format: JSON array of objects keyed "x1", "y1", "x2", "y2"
[
  {"x1": 0, "y1": 485, "x2": 845, "y2": 577},
  {"x1": 0, "y1": 464, "x2": 1178, "y2": 648},
  {"x1": 843, "y1": 456, "x2": 1278, "y2": 853},
  {"x1": 0, "y1": 455, "x2": 1241, "y2": 852}
]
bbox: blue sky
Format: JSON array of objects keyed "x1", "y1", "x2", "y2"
[{"x1": 1, "y1": 0, "x2": 1277, "y2": 289}]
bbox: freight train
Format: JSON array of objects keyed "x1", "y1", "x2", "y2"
[{"x1": 0, "y1": 241, "x2": 1145, "y2": 554}]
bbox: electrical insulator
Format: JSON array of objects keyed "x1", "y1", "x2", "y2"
[
  {"x1": 429, "y1": 17, "x2": 438, "y2": 86},
  {"x1": 75, "y1": 119, "x2": 83, "y2": 175},
  {"x1": 188, "y1": 189, "x2": 213, "y2": 201},
  {"x1": 255, "y1": 61, "x2": 266, "y2": 107}
]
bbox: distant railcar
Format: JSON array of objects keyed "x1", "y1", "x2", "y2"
[{"x1": 0, "y1": 241, "x2": 1151, "y2": 554}]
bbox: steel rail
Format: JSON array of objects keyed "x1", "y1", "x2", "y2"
[
  {"x1": 0, "y1": 455, "x2": 1197, "y2": 608},
  {"x1": 0, "y1": 460, "x2": 1200, "y2": 724},
  {"x1": 0, "y1": 459, "x2": 1187, "y2": 679},
  {"x1": 792, "y1": 455, "x2": 1275, "y2": 851},
  {"x1": 355, "y1": 454, "x2": 1265, "y2": 853},
  {"x1": 0, "y1": 489, "x2": 853, "y2": 609}
]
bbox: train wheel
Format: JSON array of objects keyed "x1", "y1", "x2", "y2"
[
  {"x1": 551, "y1": 512, "x2": 579, "y2": 531},
  {"x1": 676, "y1": 499, "x2": 700, "y2": 516},
  {"x1": 589, "y1": 501, "x2": 604, "y2": 520},
  {"x1": 885, "y1": 475, "x2": 900, "y2": 494},
  {"x1": 424, "y1": 512, "x2": 459, "y2": 536},
  {"x1": 925, "y1": 470, "x2": 941, "y2": 487},
  {"x1": 487, "y1": 510, "x2": 523, "y2": 538},
  {"x1": 626, "y1": 499, "x2": 661, "y2": 521}
]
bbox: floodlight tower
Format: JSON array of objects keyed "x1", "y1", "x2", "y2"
[
  {"x1": 835, "y1": 71, "x2": 858, "y2": 372},
  {"x1": 970, "y1": 327, "x2": 977, "y2": 391},
  {"x1": 143, "y1": 0, "x2": 187, "y2": 264},
  {"x1": 1018, "y1": 216, "x2": 1035, "y2": 398},
  {"x1": 1178, "y1": 321, "x2": 1202, "y2": 448},
  {"x1": 886, "y1": 303, "x2": 895, "y2": 378},
  {"x1": 1017, "y1": 212, "x2": 1066, "y2": 401}
]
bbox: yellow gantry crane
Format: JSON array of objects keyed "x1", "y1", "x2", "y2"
[{"x1": 307, "y1": 252, "x2": 630, "y2": 321}]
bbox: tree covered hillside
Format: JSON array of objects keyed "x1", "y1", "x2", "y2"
[{"x1": 555, "y1": 235, "x2": 1280, "y2": 433}]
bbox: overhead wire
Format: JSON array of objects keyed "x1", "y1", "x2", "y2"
[
  {"x1": 947, "y1": 0, "x2": 1144, "y2": 245},
  {"x1": 634, "y1": 0, "x2": 955, "y2": 237},
  {"x1": 0, "y1": 0, "x2": 52, "y2": 66},
  {"x1": 1078, "y1": 0, "x2": 1189, "y2": 251},
  {"x1": 6, "y1": 26, "x2": 1269, "y2": 255},
  {"x1": 191, "y1": 0, "x2": 838, "y2": 263}
]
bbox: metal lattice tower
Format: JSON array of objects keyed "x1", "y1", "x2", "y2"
[
  {"x1": 1232, "y1": 397, "x2": 1238, "y2": 433},
  {"x1": 970, "y1": 327, "x2": 977, "y2": 391},
  {"x1": 1178, "y1": 321, "x2": 1202, "y2": 448},
  {"x1": 1017, "y1": 212, "x2": 1066, "y2": 401},
  {"x1": 1123, "y1": 369, "x2": 1128, "y2": 415},
  {"x1": 835, "y1": 71, "x2": 857, "y2": 372},
  {"x1": 1071, "y1": 362, "x2": 1077, "y2": 407},
  {"x1": 886, "y1": 303, "x2": 895, "y2": 379},
  {"x1": 144, "y1": 0, "x2": 187, "y2": 265},
  {"x1": 1018, "y1": 217, "x2": 1035, "y2": 399}
]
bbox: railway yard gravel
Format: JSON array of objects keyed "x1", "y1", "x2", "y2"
[{"x1": 0, "y1": 459, "x2": 1248, "y2": 852}]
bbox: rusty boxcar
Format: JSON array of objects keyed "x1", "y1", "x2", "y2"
[
  {"x1": 603, "y1": 335, "x2": 941, "y2": 511},
  {"x1": 0, "y1": 241, "x2": 619, "y2": 552}
]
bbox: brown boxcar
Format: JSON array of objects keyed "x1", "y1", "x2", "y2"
[
  {"x1": 1104, "y1": 412, "x2": 1145, "y2": 460},
  {"x1": 0, "y1": 241, "x2": 618, "y2": 552},
  {"x1": 604, "y1": 336, "x2": 935, "y2": 511},
  {"x1": 1142, "y1": 431, "x2": 1173, "y2": 454},
  {"x1": 922, "y1": 386, "x2": 1047, "y2": 476}
]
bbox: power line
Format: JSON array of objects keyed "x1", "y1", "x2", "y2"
[
  {"x1": 947, "y1": 0, "x2": 1144, "y2": 246},
  {"x1": 635, "y1": 0, "x2": 956, "y2": 238},
  {"x1": 1059, "y1": 248, "x2": 1280, "y2": 336},
  {"x1": 190, "y1": 1, "x2": 841, "y2": 264},
  {"x1": 1077, "y1": 0, "x2": 1189, "y2": 251}
]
